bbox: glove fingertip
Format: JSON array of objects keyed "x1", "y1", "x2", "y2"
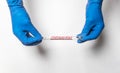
[{"x1": 22, "y1": 37, "x2": 42, "y2": 46}]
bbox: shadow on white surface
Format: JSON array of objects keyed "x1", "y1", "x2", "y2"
[
  {"x1": 22, "y1": 0, "x2": 120, "y2": 73},
  {"x1": 86, "y1": 0, "x2": 120, "y2": 56}
]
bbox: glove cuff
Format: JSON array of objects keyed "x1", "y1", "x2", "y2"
[
  {"x1": 6, "y1": 0, "x2": 23, "y2": 7},
  {"x1": 88, "y1": 0, "x2": 103, "y2": 5}
]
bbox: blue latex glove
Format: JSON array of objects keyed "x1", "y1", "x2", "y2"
[
  {"x1": 77, "y1": 0, "x2": 104, "y2": 43},
  {"x1": 7, "y1": 0, "x2": 43, "y2": 46}
]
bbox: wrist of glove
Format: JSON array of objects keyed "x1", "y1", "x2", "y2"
[
  {"x1": 7, "y1": 0, "x2": 23, "y2": 6},
  {"x1": 88, "y1": 0, "x2": 103, "y2": 4}
]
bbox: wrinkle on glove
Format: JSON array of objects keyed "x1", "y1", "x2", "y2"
[
  {"x1": 6, "y1": 0, "x2": 43, "y2": 46},
  {"x1": 77, "y1": 0, "x2": 104, "y2": 43}
]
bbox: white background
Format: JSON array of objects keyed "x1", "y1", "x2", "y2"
[{"x1": 0, "y1": 0, "x2": 120, "y2": 73}]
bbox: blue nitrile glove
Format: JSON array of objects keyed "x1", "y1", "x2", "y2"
[
  {"x1": 6, "y1": 0, "x2": 43, "y2": 46},
  {"x1": 77, "y1": 0, "x2": 104, "y2": 43}
]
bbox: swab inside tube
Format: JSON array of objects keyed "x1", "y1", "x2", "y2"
[
  {"x1": 50, "y1": 36, "x2": 72, "y2": 40},
  {"x1": 43, "y1": 36, "x2": 81, "y2": 40}
]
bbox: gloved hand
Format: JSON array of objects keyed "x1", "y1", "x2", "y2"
[
  {"x1": 6, "y1": 0, "x2": 43, "y2": 46},
  {"x1": 77, "y1": 0, "x2": 104, "y2": 43}
]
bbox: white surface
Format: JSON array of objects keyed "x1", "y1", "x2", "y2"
[{"x1": 0, "y1": 0, "x2": 120, "y2": 73}]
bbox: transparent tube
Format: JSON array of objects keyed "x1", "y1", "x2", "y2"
[{"x1": 43, "y1": 36, "x2": 81, "y2": 40}]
